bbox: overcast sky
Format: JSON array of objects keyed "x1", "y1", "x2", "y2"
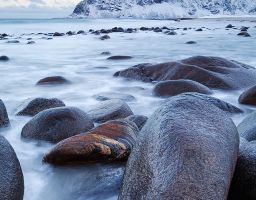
[{"x1": 0, "y1": 0, "x2": 81, "y2": 18}]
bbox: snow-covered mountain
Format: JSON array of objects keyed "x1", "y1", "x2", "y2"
[{"x1": 71, "y1": 0, "x2": 256, "y2": 19}]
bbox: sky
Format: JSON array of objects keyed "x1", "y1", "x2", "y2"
[{"x1": 0, "y1": 0, "x2": 81, "y2": 18}]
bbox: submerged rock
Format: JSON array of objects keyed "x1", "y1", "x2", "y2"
[
  {"x1": 0, "y1": 100, "x2": 10, "y2": 128},
  {"x1": 114, "y1": 56, "x2": 256, "y2": 90},
  {"x1": 100, "y1": 51, "x2": 111, "y2": 55},
  {"x1": 21, "y1": 107, "x2": 94, "y2": 143},
  {"x1": 36, "y1": 76, "x2": 70, "y2": 85},
  {"x1": 87, "y1": 99, "x2": 133, "y2": 123},
  {"x1": 53, "y1": 32, "x2": 64, "y2": 37},
  {"x1": 119, "y1": 94, "x2": 239, "y2": 200},
  {"x1": 226, "y1": 24, "x2": 234, "y2": 28},
  {"x1": 228, "y1": 138, "x2": 256, "y2": 200},
  {"x1": 0, "y1": 135, "x2": 24, "y2": 200},
  {"x1": 0, "y1": 55, "x2": 9, "y2": 61},
  {"x1": 99, "y1": 35, "x2": 110, "y2": 40},
  {"x1": 107, "y1": 56, "x2": 133, "y2": 60},
  {"x1": 16, "y1": 97, "x2": 65, "y2": 116},
  {"x1": 153, "y1": 79, "x2": 212, "y2": 97},
  {"x1": 186, "y1": 41, "x2": 197, "y2": 44},
  {"x1": 43, "y1": 119, "x2": 139, "y2": 164},
  {"x1": 93, "y1": 92, "x2": 136, "y2": 102},
  {"x1": 239, "y1": 85, "x2": 256, "y2": 105},
  {"x1": 237, "y1": 31, "x2": 251, "y2": 37}
]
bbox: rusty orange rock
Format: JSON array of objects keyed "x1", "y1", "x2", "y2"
[{"x1": 43, "y1": 119, "x2": 138, "y2": 165}]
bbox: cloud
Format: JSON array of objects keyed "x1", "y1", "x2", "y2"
[{"x1": 0, "y1": 0, "x2": 81, "y2": 8}]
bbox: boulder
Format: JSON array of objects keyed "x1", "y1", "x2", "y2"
[
  {"x1": 87, "y1": 100, "x2": 133, "y2": 123},
  {"x1": 228, "y1": 138, "x2": 256, "y2": 200},
  {"x1": 107, "y1": 56, "x2": 133, "y2": 60},
  {"x1": 21, "y1": 107, "x2": 94, "y2": 143},
  {"x1": 43, "y1": 119, "x2": 139, "y2": 164},
  {"x1": 125, "y1": 115, "x2": 148, "y2": 130},
  {"x1": 167, "y1": 93, "x2": 242, "y2": 114},
  {"x1": 153, "y1": 79, "x2": 212, "y2": 97},
  {"x1": 0, "y1": 100, "x2": 10, "y2": 128},
  {"x1": 239, "y1": 85, "x2": 256, "y2": 105},
  {"x1": 0, "y1": 135, "x2": 24, "y2": 200},
  {"x1": 237, "y1": 111, "x2": 256, "y2": 141},
  {"x1": 114, "y1": 56, "x2": 256, "y2": 90},
  {"x1": 93, "y1": 92, "x2": 136, "y2": 102},
  {"x1": 36, "y1": 76, "x2": 70, "y2": 85},
  {"x1": 16, "y1": 97, "x2": 65, "y2": 116},
  {"x1": 119, "y1": 94, "x2": 239, "y2": 200}
]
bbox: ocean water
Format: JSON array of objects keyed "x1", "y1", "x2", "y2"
[{"x1": 0, "y1": 17, "x2": 256, "y2": 200}]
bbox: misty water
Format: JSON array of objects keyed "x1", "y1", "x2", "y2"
[{"x1": 0, "y1": 17, "x2": 256, "y2": 200}]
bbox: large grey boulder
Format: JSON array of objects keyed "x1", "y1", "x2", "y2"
[
  {"x1": 114, "y1": 56, "x2": 256, "y2": 90},
  {"x1": 119, "y1": 94, "x2": 239, "y2": 200},
  {"x1": 0, "y1": 135, "x2": 24, "y2": 200},
  {"x1": 17, "y1": 97, "x2": 65, "y2": 116},
  {"x1": 87, "y1": 100, "x2": 133, "y2": 123},
  {"x1": 228, "y1": 138, "x2": 256, "y2": 200},
  {"x1": 21, "y1": 107, "x2": 94, "y2": 143}
]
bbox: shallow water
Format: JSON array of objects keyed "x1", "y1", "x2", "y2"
[{"x1": 0, "y1": 17, "x2": 256, "y2": 200}]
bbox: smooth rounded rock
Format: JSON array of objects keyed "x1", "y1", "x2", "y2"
[
  {"x1": 237, "y1": 111, "x2": 256, "y2": 142},
  {"x1": 125, "y1": 115, "x2": 148, "y2": 130},
  {"x1": 0, "y1": 135, "x2": 24, "y2": 200},
  {"x1": 36, "y1": 76, "x2": 70, "y2": 85},
  {"x1": 153, "y1": 79, "x2": 212, "y2": 97},
  {"x1": 114, "y1": 56, "x2": 256, "y2": 90},
  {"x1": 93, "y1": 92, "x2": 136, "y2": 102},
  {"x1": 0, "y1": 55, "x2": 9, "y2": 61},
  {"x1": 171, "y1": 92, "x2": 242, "y2": 114},
  {"x1": 87, "y1": 100, "x2": 133, "y2": 123},
  {"x1": 16, "y1": 97, "x2": 65, "y2": 116},
  {"x1": 239, "y1": 85, "x2": 256, "y2": 105},
  {"x1": 0, "y1": 99, "x2": 10, "y2": 128},
  {"x1": 228, "y1": 138, "x2": 256, "y2": 200},
  {"x1": 21, "y1": 106, "x2": 94, "y2": 143},
  {"x1": 107, "y1": 56, "x2": 133, "y2": 60},
  {"x1": 119, "y1": 94, "x2": 239, "y2": 200},
  {"x1": 43, "y1": 119, "x2": 139, "y2": 164}
]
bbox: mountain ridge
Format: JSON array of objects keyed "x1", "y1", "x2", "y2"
[{"x1": 71, "y1": 0, "x2": 256, "y2": 19}]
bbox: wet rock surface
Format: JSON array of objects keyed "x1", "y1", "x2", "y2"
[
  {"x1": 0, "y1": 135, "x2": 24, "y2": 200},
  {"x1": 239, "y1": 85, "x2": 256, "y2": 106},
  {"x1": 119, "y1": 94, "x2": 239, "y2": 200},
  {"x1": 114, "y1": 56, "x2": 256, "y2": 90},
  {"x1": 237, "y1": 111, "x2": 256, "y2": 142},
  {"x1": 228, "y1": 138, "x2": 256, "y2": 200},
  {"x1": 125, "y1": 115, "x2": 148, "y2": 130},
  {"x1": 0, "y1": 99, "x2": 10, "y2": 128},
  {"x1": 93, "y1": 92, "x2": 136, "y2": 102},
  {"x1": 36, "y1": 76, "x2": 70, "y2": 85},
  {"x1": 107, "y1": 56, "x2": 133, "y2": 60},
  {"x1": 0, "y1": 55, "x2": 9, "y2": 61},
  {"x1": 87, "y1": 100, "x2": 133, "y2": 123},
  {"x1": 43, "y1": 119, "x2": 139, "y2": 164},
  {"x1": 17, "y1": 97, "x2": 65, "y2": 116},
  {"x1": 21, "y1": 107, "x2": 94, "y2": 143},
  {"x1": 153, "y1": 79, "x2": 212, "y2": 97}
]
